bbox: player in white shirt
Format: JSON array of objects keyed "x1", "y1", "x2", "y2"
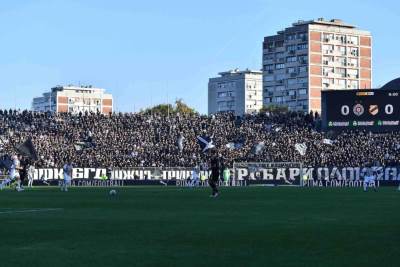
[
  {"x1": 189, "y1": 165, "x2": 200, "y2": 187},
  {"x1": 363, "y1": 165, "x2": 377, "y2": 192},
  {"x1": 27, "y1": 163, "x2": 35, "y2": 188},
  {"x1": 0, "y1": 155, "x2": 23, "y2": 191},
  {"x1": 61, "y1": 159, "x2": 73, "y2": 192}
]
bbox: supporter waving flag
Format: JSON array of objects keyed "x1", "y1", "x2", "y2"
[
  {"x1": 197, "y1": 136, "x2": 215, "y2": 152},
  {"x1": 16, "y1": 137, "x2": 38, "y2": 161},
  {"x1": 295, "y1": 143, "x2": 307, "y2": 156}
]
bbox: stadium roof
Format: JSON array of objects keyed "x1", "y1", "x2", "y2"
[{"x1": 381, "y1": 78, "x2": 400, "y2": 90}]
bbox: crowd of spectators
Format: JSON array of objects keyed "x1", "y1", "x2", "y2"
[{"x1": 0, "y1": 109, "x2": 399, "y2": 169}]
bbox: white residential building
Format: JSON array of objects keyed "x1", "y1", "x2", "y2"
[{"x1": 208, "y1": 69, "x2": 263, "y2": 116}]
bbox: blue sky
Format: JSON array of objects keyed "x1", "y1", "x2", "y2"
[{"x1": 0, "y1": 0, "x2": 399, "y2": 114}]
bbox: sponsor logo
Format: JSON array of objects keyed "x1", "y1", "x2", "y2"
[
  {"x1": 369, "y1": 105, "x2": 379, "y2": 116},
  {"x1": 353, "y1": 104, "x2": 364, "y2": 116}
]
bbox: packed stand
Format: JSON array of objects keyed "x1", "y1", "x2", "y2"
[{"x1": 0, "y1": 109, "x2": 399, "y2": 169}]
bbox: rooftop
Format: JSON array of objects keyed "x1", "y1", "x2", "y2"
[
  {"x1": 218, "y1": 68, "x2": 263, "y2": 77},
  {"x1": 293, "y1": 18, "x2": 357, "y2": 29}
]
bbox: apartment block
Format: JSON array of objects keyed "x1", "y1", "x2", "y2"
[
  {"x1": 208, "y1": 69, "x2": 263, "y2": 116},
  {"x1": 263, "y1": 18, "x2": 372, "y2": 114},
  {"x1": 32, "y1": 85, "x2": 113, "y2": 115}
]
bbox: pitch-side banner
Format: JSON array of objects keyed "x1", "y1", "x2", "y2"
[{"x1": 32, "y1": 166, "x2": 400, "y2": 186}]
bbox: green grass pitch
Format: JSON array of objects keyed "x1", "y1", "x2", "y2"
[{"x1": 0, "y1": 186, "x2": 399, "y2": 267}]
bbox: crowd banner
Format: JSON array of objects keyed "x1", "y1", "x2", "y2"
[{"x1": 30, "y1": 165, "x2": 400, "y2": 187}]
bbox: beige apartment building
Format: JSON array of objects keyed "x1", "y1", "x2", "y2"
[
  {"x1": 32, "y1": 85, "x2": 113, "y2": 115},
  {"x1": 263, "y1": 18, "x2": 372, "y2": 114}
]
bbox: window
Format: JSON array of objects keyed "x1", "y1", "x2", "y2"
[
  {"x1": 287, "y1": 56, "x2": 297, "y2": 63},
  {"x1": 298, "y1": 32, "x2": 308, "y2": 40},
  {"x1": 297, "y1": 43, "x2": 308, "y2": 50},
  {"x1": 323, "y1": 67, "x2": 334, "y2": 76},
  {"x1": 323, "y1": 44, "x2": 334, "y2": 54},
  {"x1": 337, "y1": 46, "x2": 346, "y2": 56},
  {"x1": 336, "y1": 79, "x2": 346, "y2": 89},
  {"x1": 335, "y1": 57, "x2": 346, "y2": 66},
  {"x1": 347, "y1": 69, "x2": 359, "y2": 79},
  {"x1": 288, "y1": 79, "x2": 297, "y2": 85},
  {"x1": 336, "y1": 34, "x2": 346, "y2": 44},
  {"x1": 298, "y1": 55, "x2": 308, "y2": 64},
  {"x1": 336, "y1": 68, "x2": 346, "y2": 78},
  {"x1": 299, "y1": 89, "x2": 307, "y2": 95},
  {"x1": 266, "y1": 42, "x2": 274, "y2": 49},
  {"x1": 323, "y1": 78, "x2": 334, "y2": 88},
  {"x1": 287, "y1": 45, "x2": 296, "y2": 52},
  {"x1": 323, "y1": 56, "x2": 334, "y2": 65},
  {"x1": 264, "y1": 64, "x2": 274, "y2": 71},
  {"x1": 348, "y1": 58, "x2": 358, "y2": 67},
  {"x1": 275, "y1": 41, "x2": 284, "y2": 47},
  {"x1": 348, "y1": 80, "x2": 359, "y2": 89},
  {"x1": 347, "y1": 36, "x2": 359, "y2": 45},
  {"x1": 323, "y1": 33, "x2": 334, "y2": 42},
  {"x1": 276, "y1": 63, "x2": 285, "y2": 69},
  {"x1": 286, "y1": 34, "x2": 296, "y2": 41},
  {"x1": 299, "y1": 66, "x2": 308, "y2": 73},
  {"x1": 287, "y1": 67, "x2": 297, "y2": 74},
  {"x1": 349, "y1": 47, "x2": 359, "y2": 56}
]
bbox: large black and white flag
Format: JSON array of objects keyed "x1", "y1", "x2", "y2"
[
  {"x1": 197, "y1": 136, "x2": 215, "y2": 152},
  {"x1": 16, "y1": 137, "x2": 38, "y2": 161}
]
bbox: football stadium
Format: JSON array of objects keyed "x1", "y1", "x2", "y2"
[
  {"x1": 1, "y1": 2, "x2": 400, "y2": 267},
  {"x1": 1, "y1": 105, "x2": 400, "y2": 267}
]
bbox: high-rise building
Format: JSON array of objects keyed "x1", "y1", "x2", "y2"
[
  {"x1": 263, "y1": 18, "x2": 372, "y2": 114},
  {"x1": 208, "y1": 69, "x2": 263, "y2": 116},
  {"x1": 32, "y1": 85, "x2": 113, "y2": 115}
]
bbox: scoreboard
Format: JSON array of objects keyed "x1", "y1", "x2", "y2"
[{"x1": 321, "y1": 89, "x2": 400, "y2": 132}]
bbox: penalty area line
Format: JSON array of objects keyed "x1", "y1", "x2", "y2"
[{"x1": 0, "y1": 208, "x2": 64, "y2": 215}]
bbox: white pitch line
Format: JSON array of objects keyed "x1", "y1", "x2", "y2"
[{"x1": 0, "y1": 208, "x2": 64, "y2": 215}]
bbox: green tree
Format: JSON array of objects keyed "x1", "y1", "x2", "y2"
[
  {"x1": 141, "y1": 99, "x2": 198, "y2": 116},
  {"x1": 175, "y1": 99, "x2": 198, "y2": 115},
  {"x1": 260, "y1": 104, "x2": 289, "y2": 114}
]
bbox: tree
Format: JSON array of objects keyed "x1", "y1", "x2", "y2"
[
  {"x1": 175, "y1": 99, "x2": 197, "y2": 115},
  {"x1": 141, "y1": 99, "x2": 198, "y2": 116},
  {"x1": 260, "y1": 104, "x2": 289, "y2": 114}
]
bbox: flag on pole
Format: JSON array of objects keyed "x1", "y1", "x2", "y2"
[
  {"x1": 323, "y1": 139, "x2": 334, "y2": 145},
  {"x1": 197, "y1": 136, "x2": 215, "y2": 152},
  {"x1": 254, "y1": 142, "x2": 265, "y2": 155},
  {"x1": 295, "y1": 143, "x2": 307, "y2": 156},
  {"x1": 177, "y1": 134, "x2": 185, "y2": 152}
]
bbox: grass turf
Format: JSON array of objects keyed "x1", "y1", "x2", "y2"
[{"x1": 0, "y1": 186, "x2": 399, "y2": 267}]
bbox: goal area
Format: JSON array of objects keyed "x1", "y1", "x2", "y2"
[{"x1": 232, "y1": 162, "x2": 304, "y2": 186}]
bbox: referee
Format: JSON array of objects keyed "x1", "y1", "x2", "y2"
[{"x1": 209, "y1": 152, "x2": 220, "y2": 198}]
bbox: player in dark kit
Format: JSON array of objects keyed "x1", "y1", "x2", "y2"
[
  {"x1": 209, "y1": 153, "x2": 220, "y2": 198},
  {"x1": 19, "y1": 158, "x2": 28, "y2": 190}
]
